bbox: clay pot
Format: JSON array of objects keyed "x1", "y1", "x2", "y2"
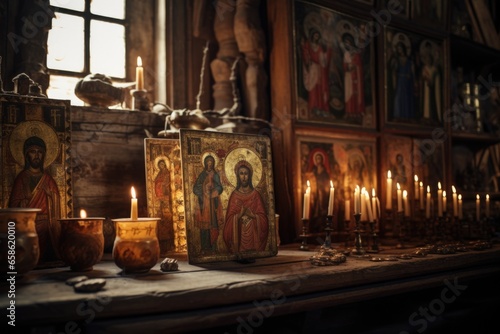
[
  {"x1": 58, "y1": 218, "x2": 104, "y2": 271},
  {"x1": 0, "y1": 208, "x2": 41, "y2": 275},
  {"x1": 112, "y1": 218, "x2": 160, "y2": 274}
]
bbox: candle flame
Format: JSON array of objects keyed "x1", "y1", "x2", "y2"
[
  {"x1": 387, "y1": 170, "x2": 392, "y2": 179},
  {"x1": 80, "y1": 209, "x2": 87, "y2": 218},
  {"x1": 476, "y1": 194, "x2": 480, "y2": 200},
  {"x1": 420, "y1": 181, "x2": 423, "y2": 187},
  {"x1": 330, "y1": 180, "x2": 334, "y2": 188},
  {"x1": 414, "y1": 175, "x2": 418, "y2": 182},
  {"x1": 443, "y1": 190, "x2": 446, "y2": 198},
  {"x1": 372, "y1": 188, "x2": 376, "y2": 197},
  {"x1": 137, "y1": 56, "x2": 143, "y2": 67},
  {"x1": 397, "y1": 183, "x2": 400, "y2": 190},
  {"x1": 131, "y1": 186, "x2": 137, "y2": 199},
  {"x1": 306, "y1": 180, "x2": 310, "y2": 187},
  {"x1": 458, "y1": 194, "x2": 462, "y2": 200},
  {"x1": 438, "y1": 182, "x2": 442, "y2": 190},
  {"x1": 427, "y1": 185, "x2": 430, "y2": 193},
  {"x1": 486, "y1": 194, "x2": 490, "y2": 200},
  {"x1": 452, "y1": 185, "x2": 456, "y2": 193},
  {"x1": 403, "y1": 190, "x2": 407, "y2": 198}
]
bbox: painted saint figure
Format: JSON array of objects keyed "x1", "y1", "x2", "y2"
[
  {"x1": 301, "y1": 28, "x2": 331, "y2": 114},
  {"x1": 342, "y1": 33, "x2": 365, "y2": 119},
  {"x1": 9, "y1": 136, "x2": 60, "y2": 261},
  {"x1": 223, "y1": 160, "x2": 269, "y2": 253},
  {"x1": 193, "y1": 155, "x2": 223, "y2": 252},
  {"x1": 391, "y1": 42, "x2": 416, "y2": 119}
]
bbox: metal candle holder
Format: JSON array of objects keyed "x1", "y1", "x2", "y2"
[
  {"x1": 396, "y1": 211, "x2": 406, "y2": 249},
  {"x1": 367, "y1": 220, "x2": 379, "y2": 253},
  {"x1": 323, "y1": 215, "x2": 333, "y2": 249},
  {"x1": 351, "y1": 213, "x2": 365, "y2": 256},
  {"x1": 299, "y1": 218, "x2": 310, "y2": 251},
  {"x1": 131, "y1": 89, "x2": 149, "y2": 111}
]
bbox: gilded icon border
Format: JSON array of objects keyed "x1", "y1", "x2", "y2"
[
  {"x1": 0, "y1": 94, "x2": 72, "y2": 267},
  {"x1": 180, "y1": 129, "x2": 277, "y2": 264}
]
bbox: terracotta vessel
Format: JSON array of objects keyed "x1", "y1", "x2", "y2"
[
  {"x1": 112, "y1": 218, "x2": 160, "y2": 274},
  {"x1": 58, "y1": 218, "x2": 104, "y2": 271},
  {"x1": 0, "y1": 208, "x2": 41, "y2": 275}
]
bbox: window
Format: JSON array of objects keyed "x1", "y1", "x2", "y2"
[{"x1": 47, "y1": 0, "x2": 127, "y2": 105}]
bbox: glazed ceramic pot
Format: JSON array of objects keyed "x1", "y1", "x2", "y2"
[
  {"x1": 112, "y1": 218, "x2": 160, "y2": 274},
  {"x1": 0, "y1": 208, "x2": 41, "y2": 275},
  {"x1": 58, "y1": 217, "x2": 105, "y2": 271}
]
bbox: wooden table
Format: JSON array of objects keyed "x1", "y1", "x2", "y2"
[{"x1": 4, "y1": 243, "x2": 500, "y2": 333}]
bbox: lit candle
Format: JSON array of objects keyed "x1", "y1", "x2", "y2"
[
  {"x1": 414, "y1": 175, "x2": 419, "y2": 199},
  {"x1": 136, "y1": 56, "x2": 144, "y2": 90},
  {"x1": 80, "y1": 209, "x2": 87, "y2": 219},
  {"x1": 486, "y1": 194, "x2": 490, "y2": 218},
  {"x1": 386, "y1": 171, "x2": 392, "y2": 210},
  {"x1": 345, "y1": 199, "x2": 350, "y2": 221},
  {"x1": 437, "y1": 182, "x2": 443, "y2": 217},
  {"x1": 419, "y1": 182, "x2": 424, "y2": 210},
  {"x1": 372, "y1": 188, "x2": 379, "y2": 220},
  {"x1": 354, "y1": 185, "x2": 361, "y2": 213},
  {"x1": 365, "y1": 189, "x2": 374, "y2": 222},
  {"x1": 476, "y1": 194, "x2": 480, "y2": 221},
  {"x1": 403, "y1": 190, "x2": 410, "y2": 217},
  {"x1": 442, "y1": 190, "x2": 447, "y2": 214},
  {"x1": 303, "y1": 181, "x2": 311, "y2": 219},
  {"x1": 131, "y1": 186, "x2": 138, "y2": 220},
  {"x1": 361, "y1": 187, "x2": 367, "y2": 219},
  {"x1": 327, "y1": 181, "x2": 335, "y2": 216},
  {"x1": 458, "y1": 194, "x2": 463, "y2": 220},
  {"x1": 452, "y1": 186, "x2": 458, "y2": 217},
  {"x1": 396, "y1": 183, "x2": 402, "y2": 212},
  {"x1": 426, "y1": 186, "x2": 431, "y2": 219}
]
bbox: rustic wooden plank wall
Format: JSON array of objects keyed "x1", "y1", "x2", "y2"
[{"x1": 70, "y1": 106, "x2": 164, "y2": 248}]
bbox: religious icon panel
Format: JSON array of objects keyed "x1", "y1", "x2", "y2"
[
  {"x1": 180, "y1": 129, "x2": 277, "y2": 264},
  {"x1": 0, "y1": 94, "x2": 72, "y2": 267},
  {"x1": 293, "y1": 0, "x2": 376, "y2": 128}
]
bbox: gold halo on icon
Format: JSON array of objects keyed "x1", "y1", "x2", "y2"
[
  {"x1": 225, "y1": 148, "x2": 262, "y2": 189},
  {"x1": 200, "y1": 151, "x2": 219, "y2": 168},
  {"x1": 9, "y1": 121, "x2": 60, "y2": 167}
]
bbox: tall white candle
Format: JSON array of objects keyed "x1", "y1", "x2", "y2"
[
  {"x1": 419, "y1": 182, "x2": 424, "y2": 210},
  {"x1": 361, "y1": 187, "x2": 367, "y2": 219},
  {"x1": 442, "y1": 190, "x2": 447, "y2": 214},
  {"x1": 414, "y1": 175, "x2": 419, "y2": 199},
  {"x1": 303, "y1": 181, "x2": 311, "y2": 219},
  {"x1": 372, "y1": 188, "x2": 378, "y2": 220},
  {"x1": 458, "y1": 194, "x2": 463, "y2": 220},
  {"x1": 131, "y1": 186, "x2": 138, "y2": 220},
  {"x1": 486, "y1": 194, "x2": 490, "y2": 218},
  {"x1": 403, "y1": 190, "x2": 410, "y2": 217},
  {"x1": 452, "y1": 186, "x2": 458, "y2": 217},
  {"x1": 426, "y1": 186, "x2": 431, "y2": 219},
  {"x1": 396, "y1": 183, "x2": 402, "y2": 212},
  {"x1": 365, "y1": 189, "x2": 374, "y2": 222},
  {"x1": 136, "y1": 56, "x2": 144, "y2": 90},
  {"x1": 476, "y1": 194, "x2": 480, "y2": 221},
  {"x1": 437, "y1": 182, "x2": 443, "y2": 217},
  {"x1": 386, "y1": 171, "x2": 392, "y2": 210},
  {"x1": 354, "y1": 185, "x2": 361, "y2": 213},
  {"x1": 327, "y1": 181, "x2": 335, "y2": 216}
]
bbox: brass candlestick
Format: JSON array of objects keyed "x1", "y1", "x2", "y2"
[
  {"x1": 131, "y1": 89, "x2": 149, "y2": 111},
  {"x1": 323, "y1": 215, "x2": 333, "y2": 249},
  {"x1": 367, "y1": 220, "x2": 379, "y2": 253},
  {"x1": 396, "y1": 211, "x2": 406, "y2": 249},
  {"x1": 351, "y1": 213, "x2": 365, "y2": 256},
  {"x1": 299, "y1": 218, "x2": 310, "y2": 251}
]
